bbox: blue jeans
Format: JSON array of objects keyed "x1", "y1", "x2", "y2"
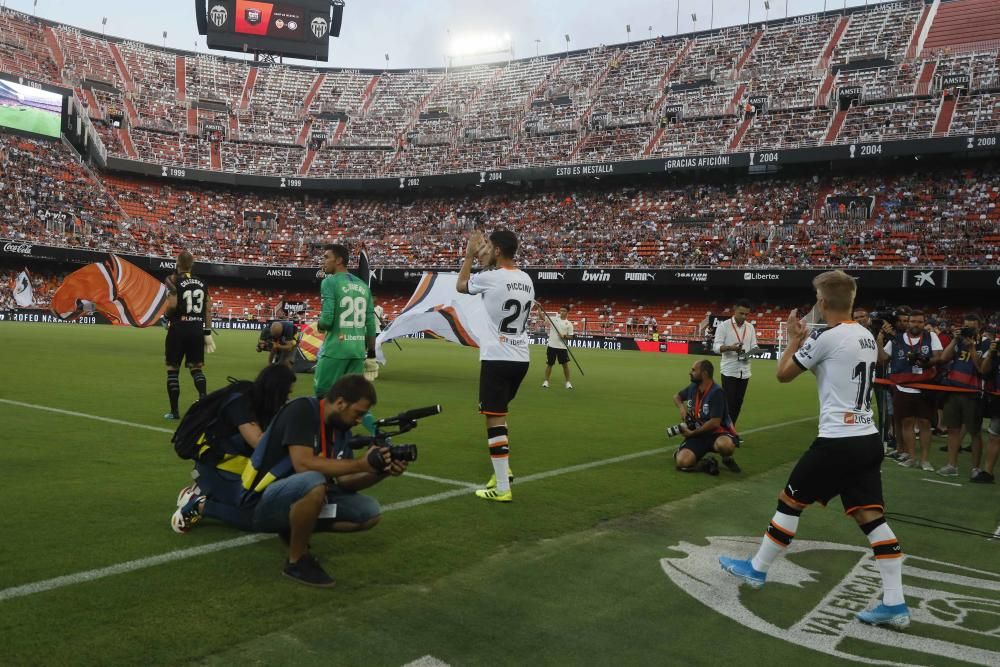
[{"x1": 251, "y1": 472, "x2": 381, "y2": 533}]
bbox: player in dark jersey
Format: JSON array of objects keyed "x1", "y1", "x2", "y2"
[{"x1": 163, "y1": 251, "x2": 214, "y2": 419}]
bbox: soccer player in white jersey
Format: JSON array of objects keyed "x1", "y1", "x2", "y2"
[
  {"x1": 719, "y1": 270, "x2": 909, "y2": 629},
  {"x1": 457, "y1": 229, "x2": 535, "y2": 502}
]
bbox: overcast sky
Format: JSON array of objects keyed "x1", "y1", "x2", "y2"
[{"x1": 5, "y1": 0, "x2": 880, "y2": 69}]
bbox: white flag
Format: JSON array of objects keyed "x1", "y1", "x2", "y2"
[
  {"x1": 375, "y1": 272, "x2": 496, "y2": 363},
  {"x1": 13, "y1": 270, "x2": 33, "y2": 307}
]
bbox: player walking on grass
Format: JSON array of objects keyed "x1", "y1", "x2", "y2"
[
  {"x1": 163, "y1": 251, "x2": 214, "y2": 419},
  {"x1": 457, "y1": 229, "x2": 534, "y2": 502},
  {"x1": 720, "y1": 270, "x2": 909, "y2": 629}
]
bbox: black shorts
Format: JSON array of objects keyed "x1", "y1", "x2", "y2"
[
  {"x1": 546, "y1": 347, "x2": 570, "y2": 366},
  {"x1": 165, "y1": 323, "x2": 204, "y2": 367},
  {"x1": 892, "y1": 389, "x2": 934, "y2": 421},
  {"x1": 784, "y1": 433, "x2": 884, "y2": 514},
  {"x1": 479, "y1": 360, "x2": 529, "y2": 416},
  {"x1": 680, "y1": 431, "x2": 740, "y2": 460}
]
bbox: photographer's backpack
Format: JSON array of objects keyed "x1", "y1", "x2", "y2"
[{"x1": 172, "y1": 377, "x2": 254, "y2": 463}]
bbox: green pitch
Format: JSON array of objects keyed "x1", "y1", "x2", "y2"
[
  {"x1": 0, "y1": 104, "x2": 61, "y2": 138},
  {"x1": 0, "y1": 324, "x2": 997, "y2": 666}
]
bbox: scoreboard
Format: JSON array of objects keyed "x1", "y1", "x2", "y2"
[{"x1": 204, "y1": 0, "x2": 339, "y2": 60}]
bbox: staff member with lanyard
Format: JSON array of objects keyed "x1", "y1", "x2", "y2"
[{"x1": 712, "y1": 299, "x2": 758, "y2": 426}]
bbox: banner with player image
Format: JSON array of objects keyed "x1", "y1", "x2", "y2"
[
  {"x1": 374, "y1": 272, "x2": 497, "y2": 364},
  {"x1": 50, "y1": 254, "x2": 169, "y2": 326},
  {"x1": 12, "y1": 269, "x2": 34, "y2": 307}
]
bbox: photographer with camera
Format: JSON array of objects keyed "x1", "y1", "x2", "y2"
[
  {"x1": 258, "y1": 320, "x2": 298, "y2": 367},
  {"x1": 936, "y1": 314, "x2": 990, "y2": 478},
  {"x1": 240, "y1": 375, "x2": 406, "y2": 588},
  {"x1": 712, "y1": 299, "x2": 759, "y2": 426},
  {"x1": 670, "y1": 359, "x2": 741, "y2": 475},
  {"x1": 877, "y1": 310, "x2": 943, "y2": 471}
]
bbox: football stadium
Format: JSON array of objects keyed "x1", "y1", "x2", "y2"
[{"x1": 1, "y1": 0, "x2": 999, "y2": 664}]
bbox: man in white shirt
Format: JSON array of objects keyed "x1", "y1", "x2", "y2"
[
  {"x1": 457, "y1": 229, "x2": 535, "y2": 503},
  {"x1": 712, "y1": 299, "x2": 758, "y2": 425},
  {"x1": 542, "y1": 306, "x2": 574, "y2": 389},
  {"x1": 877, "y1": 310, "x2": 943, "y2": 471},
  {"x1": 720, "y1": 270, "x2": 909, "y2": 630}
]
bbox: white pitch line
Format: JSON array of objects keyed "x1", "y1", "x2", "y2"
[
  {"x1": 920, "y1": 478, "x2": 963, "y2": 487},
  {"x1": 403, "y1": 472, "x2": 477, "y2": 488},
  {"x1": 0, "y1": 398, "x2": 174, "y2": 434},
  {"x1": 0, "y1": 399, "x2": 475, "y2": 488},
  {"x1": 0, "y1": 414, "x2": 817, "y2": 603}
]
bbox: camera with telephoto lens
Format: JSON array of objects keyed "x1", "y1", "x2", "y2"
[
  {"x1": 348, "y1": 405, "x2": 442, "y2": 464},
  {"x1": 869, "y1": 302, "x2": 899, "y2": 333},
  {"x1": 959, "y1": 326, "x2": 976, "y2": 342},
  {"x1": 905, "y1": 350, "x2": 931, "y2": 366},
  {"x1": 666, "y1": 416, "x2": 698, "y2": 438}
]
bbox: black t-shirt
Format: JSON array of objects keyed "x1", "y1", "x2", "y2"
[
  {"x1": 265, "y1": 397, "x2": 353, "y2": 461},
  {"x1": 213, "y1": 394, "x2": 256, "y2": 456},
  {"x1": 220, "y1": 394, "x2": 255, "y2": 432}
]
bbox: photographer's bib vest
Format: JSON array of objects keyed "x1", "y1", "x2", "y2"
[
  {"x1": 888, "y1": 331, "x2": 935, "y2": 385},
  {"x1": 942, "y1": 343, "x2": 985, "y2": 391},
  {"x1": 240, "y1": 397, "x2": 352, "y2": 505},
  {"x1": 686, "y1": 382, "x2": 738, "y2": 437}
]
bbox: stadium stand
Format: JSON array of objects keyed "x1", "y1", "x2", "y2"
[
  {"x1": 1, "y1": 3, "x2": 998, "y2": 177},
  {"x1": 4, "y1": 124, "x2": 999, "y2": 270},
  {"x1": 1, "y1": 2, "x2": 1000, "y2": 272}
]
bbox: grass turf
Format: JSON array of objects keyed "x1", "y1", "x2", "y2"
[
  {"x1": 0, "y1": 323, "x2": 997, "y2": 666},
  {"x1": 0, "y1": 104, "x2": 61, "y2": 138}
]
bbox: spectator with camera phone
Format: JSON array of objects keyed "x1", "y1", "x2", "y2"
[
  {"x1": 670, "y1": 359, "x2": 741, "y2": 476},
  {"x1": 877, "y1": 310, "x2": 943, "y2": 471},
  {"x1": 240, "y1": 375, "x2": 407, "y2": 588},
  {"x1": 937, "y1": 314, "x2": 991, "y2": 478}
]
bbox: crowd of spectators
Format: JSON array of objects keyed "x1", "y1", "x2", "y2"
[
  {"x1": 2, "y1": 132, "x2": 998, "y2": 269},
  {"x1": 6, "y1": 3, "x2": 1000, "y2": 179}
]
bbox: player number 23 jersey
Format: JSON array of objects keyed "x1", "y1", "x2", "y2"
[
  {"x1": 467, "y1": 268, "x2": 535, "y2": 362},
  {"x1": 793, "y1": 322, "x2": 879, "y2": 438}
]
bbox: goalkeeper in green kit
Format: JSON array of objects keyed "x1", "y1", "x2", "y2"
[{"x1": 315, "y1": 244, "x2": 378, "y2": 432}]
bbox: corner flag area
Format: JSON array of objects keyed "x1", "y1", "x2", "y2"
[{"x1": 0, "y1": 324, "x2": 997, "y2": 665}]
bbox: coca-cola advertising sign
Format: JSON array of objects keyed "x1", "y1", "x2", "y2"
[{"x1": 3, "y1": 242, "x2": 33, "y2": 256}]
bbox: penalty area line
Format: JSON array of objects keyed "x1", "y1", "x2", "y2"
[{"x1": 0, "y1": 414, "x2": 816, "y2": 603}]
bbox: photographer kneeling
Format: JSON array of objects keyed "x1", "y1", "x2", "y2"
[
  {"x1": 258, "y1": 320, "x2": 299, "y2": 367},
  {"x1": 241, "y1": 375, "x2": 405, "y2": 588},
  {"x1": 670, "y1": 360, "x2": 742, "y2": 475}
]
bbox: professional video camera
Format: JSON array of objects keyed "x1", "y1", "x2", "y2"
[
  {"x1": 348, "y1": 405, "x2": 442, "y2": 462},
  {"x1": 666, "y1": 415, "x2": 699, "y2": 438},
  {"x1": 869, "y1": 302, "x2": 900, "y2": 333}
]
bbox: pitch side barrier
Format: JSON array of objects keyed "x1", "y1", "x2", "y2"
[
  {"x1": 4, "y1": 242, "x2": 1000, "y2": 288},
  {"x1": 102, "y1": 133, "x2": 1000, "y2": 192}
]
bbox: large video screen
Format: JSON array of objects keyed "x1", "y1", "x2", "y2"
[
  {"x1": 206, "y1": 0, "x2": 332, "y2": 60},
  {"x1": 0, "y1": 80, "x2": 62, "y2": 138}
]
